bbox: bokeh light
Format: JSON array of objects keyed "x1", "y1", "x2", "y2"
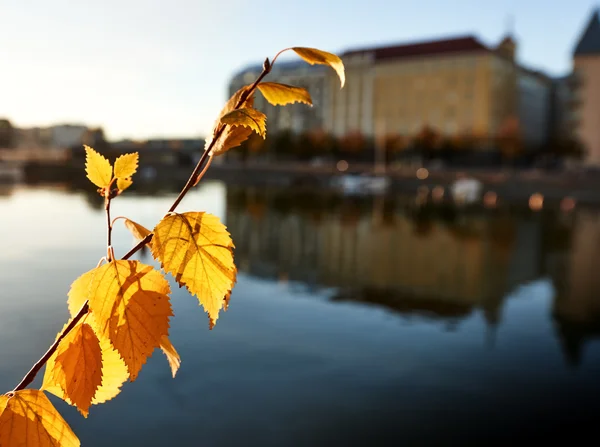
[
  {"x1": 483, "y1": 191, "x2": 497, "y2": 208},
  {"x1": 529, "y1": 193, "x2": 544, "y2": 211},
  {"x1": 560, "y1": 197, "x2": 576, "y2": 213},
  {"x1": 416, "y1": 168, "x2": 429, "y2": 180},
  {"x1": 336, "y1": 160, "x2": 348, "y2": 172}
]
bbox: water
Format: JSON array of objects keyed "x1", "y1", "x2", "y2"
[{"x1": 2, "y1": 181, "x2": 600, "y2": 445}]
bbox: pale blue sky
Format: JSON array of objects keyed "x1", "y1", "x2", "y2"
[{"x1": 0, "y1": 0, "x2": 597, "y2": 140}]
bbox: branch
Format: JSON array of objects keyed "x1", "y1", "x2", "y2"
[
  {"x1": 168, "y1": 57, "x2": 272, "y2": 214},
  {"x1": 13, "y1": 301, "x2": 90, "y2": 392},
  {"x1": 10, "y1": 53, "x2": 276, "y2": 392},
  {"x1": 105, "y1": 195, "x2": 113, "y2": 261}
]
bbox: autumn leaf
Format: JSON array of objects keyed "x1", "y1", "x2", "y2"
[
  {"x1": 292, "y1": 47, "x2": 345, "y2": 88},
  {"x1": 114, "y1": 152, "x2": 139, "y2": 179},
  {"x1": 0, "y1": 390, "x2": 80, "y2": 446},
  {"x1": 84, "y1": 145, "x2": 112, "y2": 189},
  {"x1": 91, "y1": 335, "x2": 129, "y2": 404},
  {"x1": 151, "y1": 212, "x2": 236, "y2": 327},
  {"x1": 160, "y1": 336, "x2": 181, "y2": 378},
  {"x1": 42, "y1": 318, "x2": 130, "y2": 414},
  {"x1": 257, "y1": 82, "x2": 313, "y2": 107},
  {"x1": 209, "y1": 85, "x2": 256, "y2": 155},
  {"x1": 41, "y1": 321, "x2": 102, "y2": 416},
  {"x1": 122, "y1": 218, "x2": 152, "y2": 241},
  {"x1": 220, "y1": 108, "x2": 267, "y2": 139},
  {"x1": 117, "y1": 177, "x2": 133, "y2": 191},
  {"x1": 68, "y1": 261, "x2": 173, "y2": 380}
]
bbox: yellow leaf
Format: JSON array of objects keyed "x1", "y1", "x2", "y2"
[
  {"x1": 84, "y1": 145, "x2": 112, "y2": 189},
  {"x1": 123, "y1": 218, "x2": 151, "y2": 241},
  {"x1": 292, "y1": 47, "x2": 345, "y2": 88},
  {"x1": 0, "y1": 389, "x2": 80, "y2": 446},
  {"x1": 208, "y1": 85, "x2": 256, "y2": 156},
  {"x1": 42, "y1": 322, "x2": 102, "y2": 416},
  {"x1": 117, "y1": 177, "x2": 133, "y2": 191},
  {"x1": 114, "y1": 152, "x2": 139, "y2": 179},
  {"x1": 209, "y1": 126, "x2": 253, "y2": 156},
  {"x1": 91, "y1": 335, "x2": 130, "y2": 404},
  {"x1": 42, "y1": 319, "x2": 129, "y2": 415},
  {"x1": 160, "y1": 335, "x2": 181, "y2": 378},
  {"x1": 220, "y1": 108, "x2": 267, "y2": 139},
  {"x1": 69, "y1": 261, "x2": 172, "y2": 380},
  {"x1": 151, "y1": 212, "x2": 236, "y2": 328},
  {"x1": 257, "y1": 82, "x2": 313, "y2": 106}
]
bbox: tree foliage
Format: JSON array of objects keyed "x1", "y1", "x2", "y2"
[{"x1": 0, "y1": 46, "x2": 344, "y2": 446}]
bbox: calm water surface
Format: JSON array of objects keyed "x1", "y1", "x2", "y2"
[{"x1": 1, "y1": 181, "x2": 600, "y2": 446}]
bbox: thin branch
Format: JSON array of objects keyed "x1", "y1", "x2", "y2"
[
  {"x1": 168, "y1": 57, "x2": 272, "y2": 214},
  {"x1": 121, "y1": 233, "x2": 153, "y2": 261},
  {"x1": 105, "y1": 195, "x2": 113, "y2": 261},
  {"x1": 192, "y1": 153, "x2": 214, "y2": 187},
  {"x1": 13, "y1": 301, "x2": 90, "y2": 392},
  {"x1": 10, "y1": 53, "x2": 276, "y2": 392}
]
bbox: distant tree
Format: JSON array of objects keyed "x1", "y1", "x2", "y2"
[
  {"x1": 496, "y1": 116, "x2": 522, "y2": 162},
  {"x1": 339, "y1": 130, "x2": 368, "y2": 154},
  {"x1": 0, "y1": 119, "x2": 15, "y2": 148},
  {"x1": 413, "y1": 125, "x2": 442, "y2": 160}
]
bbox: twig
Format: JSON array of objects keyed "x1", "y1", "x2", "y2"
[
  {"x1": 13, "y1": 301, "x2": 90, "y2": 392},
  {"x1": 105, "y1": 195, "x2": 113, "y2": 262},
  {"x1": 10, "y1": 53, "x2": 276, "y2": 392}
]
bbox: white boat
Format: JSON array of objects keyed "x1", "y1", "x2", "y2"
[
  {"x1": 450, "y1": 177, "x2": 483, "y2": 204},
  {"x1": 332, "y1": 174, "x2": 390, "y2": 195}
]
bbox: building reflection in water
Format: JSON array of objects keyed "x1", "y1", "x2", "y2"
[
  {"x1": 552, "y1": 209, "x2": 600, "y2": 366},
  {"x1": 224, "y1": 186, "x2": 600, "y2": 366}
]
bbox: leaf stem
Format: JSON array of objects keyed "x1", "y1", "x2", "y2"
[
  {"x1": 13, "y1": 301, "x2": 90, "y2": 392},
  {"x1": 105, "y1": 195, "x2": 113, "y2": 262}
]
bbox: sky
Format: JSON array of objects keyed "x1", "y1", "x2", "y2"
[{"x1": 0, "y1": 0, "x2": 598, "y2": 141}]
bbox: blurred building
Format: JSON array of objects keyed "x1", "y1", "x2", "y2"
[
  {"x1": 50, "y1": 124, "x2": 88, "y2": 148},
  {"x1": 548, "y1": 75, "x2": 576, "y2": 143},
  {"x1": 228, "y1": 60, "x2": 329, "y2": 135},
  {"x1": 328, "y1": 34, "x2": 552, "y2": 149},
  {"x1": 572, "y1": 8, "x2": 600, "y2": 165},
  {"x1": 517, "y1": 67, "x2": 552, "y2": 148},
  {"x1": 13, "y1": 123, "x2": 90, "y2": 149}
]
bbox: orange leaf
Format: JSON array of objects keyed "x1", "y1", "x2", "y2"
[
  {"x1": 0, "y1": 390, "x2": 80, "y2": 446},
  {"x1": 220, "y1": 108, "x2": 267, "y2": 139},
  {"x1": 292, "y1": 47, "x2": 345, "y2": 88},
  {"x1": 257, "y1": 82, "x2": 312, "y2": 106}
]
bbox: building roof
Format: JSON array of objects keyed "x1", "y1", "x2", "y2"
[
  {"x1": 343, "y1": 35, "x2": 490, "y2": 61},
  {"x1": 574, "y1": 9, "x2": 600, "y2": 55}
]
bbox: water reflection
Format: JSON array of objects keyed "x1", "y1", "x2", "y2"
[
  {"x1": 225, "y1": 186, "x2": 600, "y2": 367},
  {"x1": 4, "y1": 182, "x2": 600, "y2": 444}
]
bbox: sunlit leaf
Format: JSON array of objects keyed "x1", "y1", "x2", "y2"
[
  {"x1": 208, "y1": 85, "x2": 256, "y2": 155},
  {"x1": 84, "y1": 145, "x2": 112, "y2": 189},
  {"x1": 292, "y1": 47, "x2": 345, "y2": 88},
  {"x1": 122, "y1": 218, "x2": 151, "y2": 241},
  {"x1": 151, "y1": 212, "x2": 236, "y2": 328},
  {"x1": 68, "y1": 261, "x2": 173, "y2": 380},
  {"x1": 0, "y1": 390, "x2": 80, "y2": 446},
  {"x1": 114, "y1": 152, "x2": 139, "y2": 179},
  {"x1": 209, "y1": 126, "x2": 253, "y2": 156},
  {"x1": 117, "y1": 177, "x2": 133, "y2": 192},
  {"x1": 91, "y1": 335, "x2": 129, "y2": 404},
  {"x1": 41, "y1": 321, "x2": 102, "y2": 416},
  {"x1": 220, "y1": 108, "x2": 267, "y2": 139},
  {"x1": 257, "y1": 82, "x2": 312, "y2": 106},
  {"x1": 160, "y1": 336, "x2": 181, "y2": 378},
  {"x1": 43, "y1": 319, "x2": 130, "y2": 412}
]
